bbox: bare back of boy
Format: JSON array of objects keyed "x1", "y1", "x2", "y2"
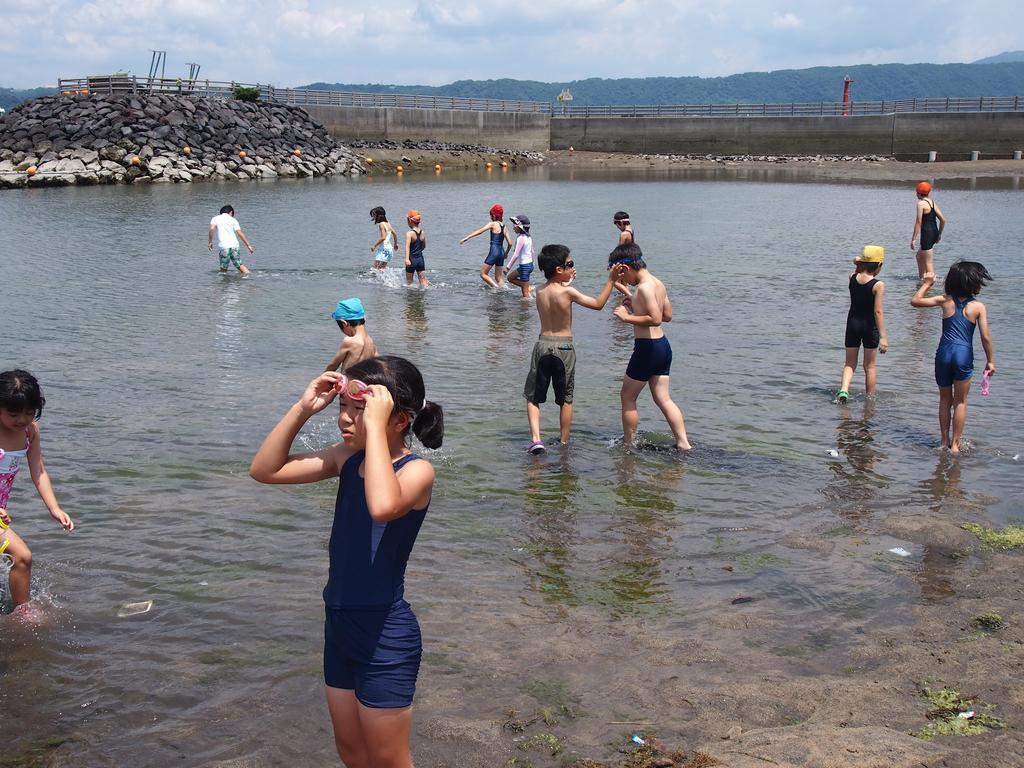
[
  {"x1": 326, "y1": 333, "x2": 377, "y2": 372},
  {"x1": 628, "y1": 273, "x2": 670, "y2": 339}
]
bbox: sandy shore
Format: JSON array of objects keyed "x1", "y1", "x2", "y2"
[
  {"x1": 546, "y1": 150, "x2": 1024, "y2": 181},
  {"x1": 358, "y1": 147, "x2": 1024, "y2": 182}
]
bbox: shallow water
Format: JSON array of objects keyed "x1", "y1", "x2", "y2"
[{"x1": 1, "y1": 167, "x2": 1022, "y2": 765}]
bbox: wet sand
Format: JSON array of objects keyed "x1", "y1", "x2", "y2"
[{"x1": 360, "y1": 147, "x2": 1024, "y2": 184}]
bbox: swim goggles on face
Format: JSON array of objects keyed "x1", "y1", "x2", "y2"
[
  {"x1": 558, "y1": 260, "x2": 575, "y2": 270},
  {"x1": 608, "y1": 258, "x2": 638, "y2": 268},
  {"x1": 334, "y1": 374, "x2": 371, "y2": 400}
]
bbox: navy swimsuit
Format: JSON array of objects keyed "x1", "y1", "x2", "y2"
[
  {"x1": 920, "y1": 200, "x2": 939, "y2": 251},
  {"x1": 934, "y1": 297, "x2": 976, "y2": 388},
  {"x1": 323, "y1": 451, "x2": 428, "y2": 708},
  {"x1": 485, "y1": 225, "x2": 506, "y2": 266},
  {"x1": 844, "y1": 275, "x2": 880, "y2": 349},
  {"x1": 407, "y1": 228, "x2": 425, "y2": 274}
]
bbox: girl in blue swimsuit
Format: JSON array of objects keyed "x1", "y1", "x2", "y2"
[
  {"x1": 459, "y1": 203, "x2": 512, "y2": 288},
  {"x1": 911, "y1": 261, "x2": 995, "y2": 455},
  {"x1": 251, "y1": 356, "x2": 444, "y2": 766}
]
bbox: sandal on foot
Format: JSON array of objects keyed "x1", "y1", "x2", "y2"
[
  {"x1": 835, "y1": 390, "x2": 849, "y2": 404},
  {"x1": 528, "y1": 441, "x2": 546, "y2": 455}
]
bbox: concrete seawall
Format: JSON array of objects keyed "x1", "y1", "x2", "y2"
[
  {"x1": 550, "y1": 112, "x2": 1024, "y2": 159},
  {"x1": 305, "y1": 105, "x2": 551, "y2": 151}
]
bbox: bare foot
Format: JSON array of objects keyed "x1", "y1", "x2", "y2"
[
  {"x1": 675, "y1": 442, "x2": 693, "y2": 451},
  {"x1": 950, "y1": 442, "x2": 961, "y2": 456}
]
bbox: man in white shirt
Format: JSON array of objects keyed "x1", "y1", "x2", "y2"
[{"x1": 208, "y1": 205, "x2": 254, "y2": 274}]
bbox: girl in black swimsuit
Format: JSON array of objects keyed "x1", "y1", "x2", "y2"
[{"x1": 912, "y1": 181, "x2": 946, "y2": 279}]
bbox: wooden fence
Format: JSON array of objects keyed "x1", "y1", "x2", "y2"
[{"x1": 57, "y1": 76, "x2": 1024, "y2": 117}]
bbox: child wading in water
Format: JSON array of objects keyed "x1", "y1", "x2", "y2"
[
  {"x1": 460, "y1": 203, "x2": 512, "y2": 288},
  {"x1": 0, "y1": 370, "x2": 74, "y2": 617},
  {"x1": 504, "y1": 214, "x2": 534, "y2": 297},
  {"x1": 836, "y1": 246, "x2": 889, "y2": 403},
  {"x1": 610, "y1": 244, "x2": 692, "y2": 451},
  {"x1": 911, "y1": 181, "x2": 946, "y2": 279},
  {"x1": 911, "y1": 261, "x2": 995, "y2": 455},
  {"x1": 404, "y1": 210, "x2": 429, "y2": 287},
  {"x1": 612, "y1": 211, "x2": 634, "y2": 296},
  {"x1": 208, "y1": 204, "x2": 254, "y2": 274},
  {"x1": 370, "y1": 206, "x2": 399, "y2": 272},
  {"x1": 251, "y1": 356, "x2": 443, "y2": 767},
  {"x1": 524, "y1": 245, "x2": 620, "y2": 453},
  {"x1": 325, "y1": 298, "x2": 378, "y2": 372}
]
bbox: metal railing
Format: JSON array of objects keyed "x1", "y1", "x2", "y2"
[
  {"x1": 555, "y1": 96, "x2": 1024, "y2": 117},
  {"x1": 56, "y1": 76, "x2": 552, "y2": 114},
  {"x1": 56, "y1": 77, "x2": 1024, "y2": 118}
]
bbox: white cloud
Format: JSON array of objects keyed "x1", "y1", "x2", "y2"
[
  {"x1": 772, "y1": 12, "x2": 803, "y2": 30},
  {"x1": 0, "y1": 0, "x2": 1019, "y2": 88}
]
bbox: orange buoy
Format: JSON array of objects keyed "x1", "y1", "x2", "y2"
[
  {"x1": 238, "y1": 150, "x2": 247, "y2": 159},
  {"x1": 293, "y1": 148, "x2": 302, "y2": 156},
  {"x1": 130, "y1": 156, "x2": 141, "y2": 166},
  {"x1": 434, "y1": 164, "x2": 442, "y2": 172},
  {"x1": 396, "y1": 164, "x2": 404, "y2": 173},
  {"x1": 485, "y1": 162, "x2": 493, "y2": 170},
  {"x1": 183, "y1": 146, "x2": 192, "y2": 155},
  {"x1": 26, "y1": 165, "x2": 37, "y2": 176},
  {"x1": 500, "y1": 161, "x2": 508, "y2": 168},
  {"x1": 365, "y1": 157, "x2": 374, "y2": 165}
]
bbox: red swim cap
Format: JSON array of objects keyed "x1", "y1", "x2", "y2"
[
  {"x1": 489, "y1": 204, "x2": 504, "y2": 219},
  {"x1": 916, "y1": 181, "x2": 932, "y2": 196}
]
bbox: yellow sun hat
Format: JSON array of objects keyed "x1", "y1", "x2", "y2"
[{"x1": 858, "y1": 245, "x2": 885, "y2": 263}]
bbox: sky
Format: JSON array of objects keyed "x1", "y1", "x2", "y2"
[{"x1": 1, "y1": 0, "x2": 1021, "y2": 89}]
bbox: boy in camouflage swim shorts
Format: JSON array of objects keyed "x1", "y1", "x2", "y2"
[{"x1": 523, "y1": 244, "x2": 621, "y2": 454}]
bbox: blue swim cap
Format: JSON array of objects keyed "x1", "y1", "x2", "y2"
[{"x1": 332, "y1": 297, "x2": 365, "y2": 322}]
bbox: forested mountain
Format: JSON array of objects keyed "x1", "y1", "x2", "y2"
[
  {"x1": 305, "y1": 61, "x2": 1024, "y2": 105},
  {"x1": 973, "y1": 51, "x2": 1024, "y2": 64},
  {"x1": 4, "y1": 56, "x2": 1023, "y2": 110},
  {"x1": 1, "y1": 87, "x2": 57, "y2": 111}
]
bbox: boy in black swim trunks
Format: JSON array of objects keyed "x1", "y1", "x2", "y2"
[
  {"x1": 523, "y1": 244, "x2": 620, "y2": 454},
  {"x1": 610, "y1": 243, "x2": 692, "y2": 450},
  {"x1": 835, "y1": 246, "x2": 888, "y2": 403}
]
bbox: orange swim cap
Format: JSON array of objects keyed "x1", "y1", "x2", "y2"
[
  {"x1": 406, "y1": 209, "x2": 421, "y2": 222},
  {"x1": 489, "y1": 204, "x2": 504, "y2": 219},
  {"x1": 916, "y1": 181, "x2": 932, "y2": 196}
]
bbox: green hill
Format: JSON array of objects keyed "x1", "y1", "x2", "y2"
[
  {"x1": 1, "y1": 86, "x2": 57, "y2": 111},
  {"x1": 973, "y1": 51, "x2": 1024, "y2": 64},
  {"x1": 304, "y1": 61, "x2": 1024, "y2": 105}
]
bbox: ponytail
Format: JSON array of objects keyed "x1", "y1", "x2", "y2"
[{"x1": 412, "y1": 401, "x2": 444, "y2": 449}]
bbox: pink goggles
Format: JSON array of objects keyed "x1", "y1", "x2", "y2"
[{"x1": 334, "y1": 374, "x2": 370, "y2": 400}]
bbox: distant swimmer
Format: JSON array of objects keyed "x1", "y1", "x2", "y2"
[
  {"x1": 835, "y1": 246, "x2": 889, "y2": 404},
  {"x1": 609, "y1": 243, "x2": 692, "y2": 451},
  {"x1": 404, "y1": 210, "x2": 429, "y2": 288},
  {"x1": 460, "y1": 203, "x2": 512, "y2": 289},
  {"x1": 504, "y1": 214, "x2": 534, "y2": 298},
  {"x1": 522, "y1": 244, "x2": 620, "y2": 453},
  {"x1": 911, "y1": 261, "x2": 995, "y2": 455},
  {"x1": 911, "y1": 182, "x2": 946, "y2": 279},
  {"x1": 325, "y1": 298, "x2": 378, "y2": 372},
  {"x1": 612, "y1": 211, "x2": 634, "y2": 296},
  {"x1": 0, "y1": 370, "x2": 74, "y2": 621},
  {"x1": 369, "y1": 206, "x2": 398, "y2": 272},
  {"x1": 209, "y1": 204, "x2": 254, "y2": 274}
]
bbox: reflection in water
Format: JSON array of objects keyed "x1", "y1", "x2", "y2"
[
  {"x1": 820, "y1": 399, "x2": 885, "y2": 523},
  {"x1": 915, "y1": 455, "x2": 965, "y2": 599},
  {"x1": 521, "y1": 450, "x2": 582, "y2": 606},
  {"x1": 402, "y1": 289, "x2": 428, "y2": 351},
  {"x1": 598, "y1": 453, "x2": 684, "y2": 618},
  {"x1": 485, "y1": 293, "x2": 531, "y2": 362},
  {"x1": 213, "y1": 277, "x2": 253, "y2": 390}
]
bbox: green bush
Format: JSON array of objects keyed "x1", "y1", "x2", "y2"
[{"x1": 232, "y1": 86, "x2": 260, "y2": 102}]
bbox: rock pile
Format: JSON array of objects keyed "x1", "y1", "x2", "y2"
[
  {"x1": 347, "y1": 137, "x2": 545, "y2": 164},
  {"x1": 0, "y1": 92, "x2": 364, "y2": 188}
]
